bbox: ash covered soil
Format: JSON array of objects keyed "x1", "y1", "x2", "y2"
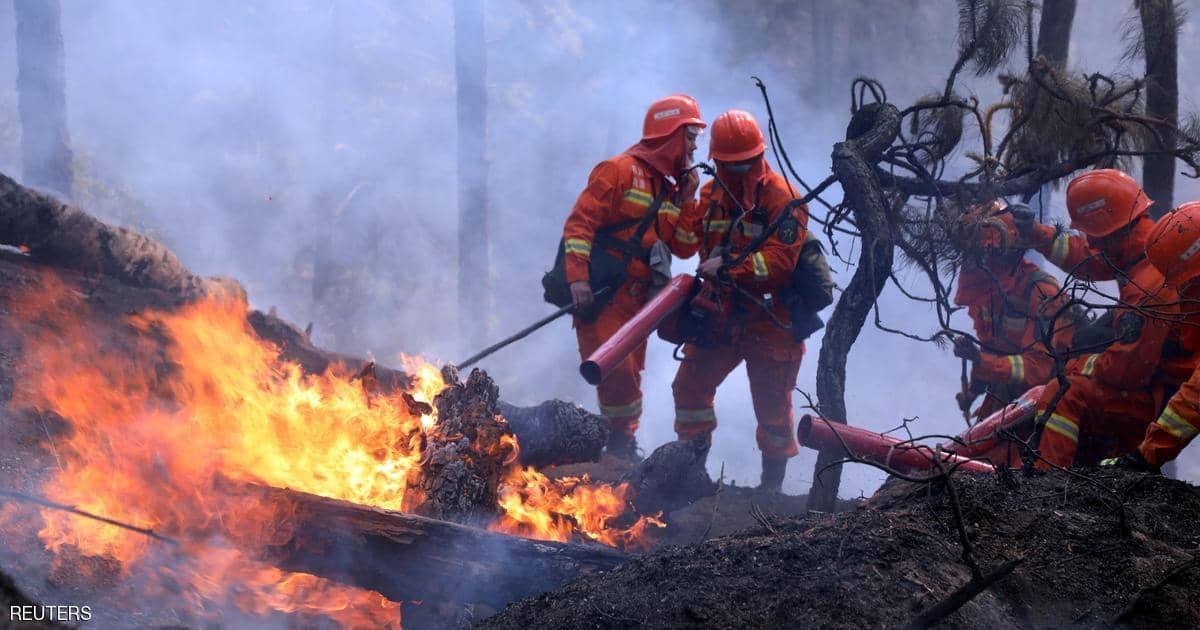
[{"x1": 481, "y1": 469, "x2": 1200, "y2": 629}]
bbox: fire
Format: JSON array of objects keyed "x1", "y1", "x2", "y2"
[{"x1": 2, "y1": 269, "x2": 660, "y2": 626}]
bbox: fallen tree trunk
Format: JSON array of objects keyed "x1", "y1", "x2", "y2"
[
  {"x1": 497, "y1": 400, "x2": 608, "y2": 468},
  {"x1": 224, "y1": 480, "x2": 628, "y2": 609}
]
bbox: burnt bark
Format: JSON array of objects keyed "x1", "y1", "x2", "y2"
[
  {"x1": 807, "y1": 103, "x2": 901, "y2": 513},
  {"x1": 1138, "y1": 0, "x2": 1178, "y2": 218},
  {"x1": 13, "y1": 0, "x2": 72, "y2": 196},
  {"x1": 0, "y1": 170, "x2": 234, "y2": 298},
  {"x1": 498, "y1": 399, "x2": 609, "y2": 468},
  {"x1": 225, "y1": 481, "x2": 628, "y2": 610},
  {"x1": 455, "y1": 0, "x2": 491, "y2": 351}
]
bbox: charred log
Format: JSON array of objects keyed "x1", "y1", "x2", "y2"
[
  {"x1": 0, "y1": 170, "x2": 234, "y2": 299},
  {"x1": 225, "y1": 481, "x2": 627, "y2": 610},
  {"x1": 621, "y1": 439, "x2": 715, "y2": 516},
  {"x1": 411, "y1": 368, "x2": 512, "y2": 526},
  {"x1": 497, "y1": 400, "x2": 608, "y2": 468}
]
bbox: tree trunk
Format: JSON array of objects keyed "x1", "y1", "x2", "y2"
[
  {"x1": 1035, "y1": 0, "x2": 1075, "y2": 66},
  {"x1": 456, "y1": 0, "x2": 490, "y2": 353},
  {"x1": 1138, "y1": 0, "x2": 1178, "y2": 218},
  {"x1": 807, "y1": 103, "x2": 901, "y2": 513},
  {"x1": 225, "y1": 480, "x2": 628, "y2": 610},
  {"x1": 13, "y1": 0, "x2": 72, "y2": 196},
  {"x1": 1031, "y1": 0, "x2": 1076, "y2": 215}
]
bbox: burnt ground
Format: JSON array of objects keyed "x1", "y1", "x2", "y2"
[{"x1": 481, "y1": 468, "x2": 1200, "y2": 629}]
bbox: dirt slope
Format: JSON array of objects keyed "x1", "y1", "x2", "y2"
[{"x1": 481, "y1": 468, "x2": 1200, "y2": 629}]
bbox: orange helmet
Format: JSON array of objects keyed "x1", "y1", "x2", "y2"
[
  {"x1": 1146, "y1": 201, "x2": 1200, "y2": 285},
  {"x1": 642, "y1": 94, "x2": 705, "y2": 141},
  {"x1": 1065, "y1": 169, "x2": 1153, "y2": 237},
  {"x1": 709, "y1": 109, "x2": 766, "y2": 162}
]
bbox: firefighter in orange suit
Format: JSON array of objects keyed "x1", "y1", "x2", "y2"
[
  {"x1": 953, "y1": 202, "x2": 1073, "y2": 422},
  {"x1": 669, "y1": 109, "x2": 809, "y2": 492},
  {"x1": 1104, "y1": 202, "x2": 1200, "y2": 471},
  {"x1": 563, "y1": 94, "x2": 707, "y2": 459},
  {"x1": 1030, "y1": 169, "x2": 1183, "y2": 468}
]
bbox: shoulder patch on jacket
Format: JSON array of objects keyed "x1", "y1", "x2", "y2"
[
  {"x1": 1115, "y1": 311, "x2": 1145, "y2": 342},
  {"x1": 777, "y1": 216, "x2": 799, "y2": 244}
]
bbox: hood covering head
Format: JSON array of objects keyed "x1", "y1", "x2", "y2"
[
  {"x1": 717, "y1": 155, "x2": 771, "y2": 210},
  {"x1": 626, "y1": 126, "x2": 692, "y2": 180}
]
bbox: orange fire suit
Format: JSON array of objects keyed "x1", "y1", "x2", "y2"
[
  {"x1": 670, "y1": 169, "x2": 809, "y2": 458},
  {"x1": 956, "y1": 260, "x2": 1072, "y2": 418},
  {"x1": 564, "y1": 153, "x2": 702, "y2": 437},
  {"x1": 1032, "y1": 218, "x2": 1184, "y2": 467}
]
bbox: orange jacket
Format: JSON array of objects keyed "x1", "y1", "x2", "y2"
[
  {"x1": 1032, "y1": 224, "x2": 1116, "y2": 281},
  {"x1": 955, "y1": 260, "x2": 1071, "y2": 388},
  {"x1": 686, "y1": 169, "x2": 809, "y2": 328},
  {"x1": 1140, "y1": 364, "x2": 1200, "y2": 466},
  {"x1": 562, "y1": 153, "x2": 701, "y2": 285}
]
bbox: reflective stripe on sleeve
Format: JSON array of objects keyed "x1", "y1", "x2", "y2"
[
  {"x1": 564, "y1": 238, "x2": 592, "y2": 257},
  {"x1": 1080, "y1": 353, "x2": 1099, "y2": 376},
  {"x1": 751, "y1": 252, "x2": 768, "y2": 279},
  {"x1": 1155, "y1": 406, "x2": 1200, "y2": 440},
  {"x1": 658, "y1": 201, "x2": 680, "y2": 218},
  {"x1": 1050, "y1": 233, "x2": 1071, "y2": 266},
  {"x1": 706, "y1": 219, "x2": 731, "y2": 233},
  {"x1": 1044, "y1": 413, "x2": 1080, "y2": 443},
  {"x1": 1007, "y1": 355, "x2": 1025, "y2": 384}
]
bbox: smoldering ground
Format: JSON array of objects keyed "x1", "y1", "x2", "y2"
[{"x1": 0, "y1": 0, "x2": 1198, "y2": 502}]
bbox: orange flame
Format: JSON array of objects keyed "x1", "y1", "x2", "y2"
[{"x1": 3, "y1": 269, "x2": 660, "y2": 626}]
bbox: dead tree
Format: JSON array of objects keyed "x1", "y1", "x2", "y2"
[
  {"x1": 808, "y1": 99, "x2": 900, "y2": 513},
  {"x1": 455, "y1": 0, "x2": 491, "y2": 352},
  {"x1": 1035, "y1": 0, "x2": 1075, "y2": 66},
  {"x1": 13, "y1": 0, "x2": 72, "y2": 196}
]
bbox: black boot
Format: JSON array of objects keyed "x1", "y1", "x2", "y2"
[
  {"x1": 605, "y1": 431, "x2": 642, "y2": 462},
  {"x1": 759, "y1": 456, "x2": 787, "y2": 493}
]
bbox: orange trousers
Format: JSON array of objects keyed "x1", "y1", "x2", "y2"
[
  {"x1": 574, "y1": 281, "x2": 649, "y2": 438},
  {"x1": 671, "y1": 333, "x2": 803, "y2": 459},
  {"x1": 1034, "y1": 375, "x2": 1157, "y2": 468}
]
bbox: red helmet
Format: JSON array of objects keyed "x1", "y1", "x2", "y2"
[
  {"x1": 1066, "y1": 169, "x2": 1153, "y2": 237},
  {"x1": 1147, "y1": 201, "x2": 1200, "y2": 286},
  {"x1": 709, "y1": 109, "x2": 766, "y2": 162},
  {"x1": 642, "y1": 94, "x2": 705, "y2": 141}
]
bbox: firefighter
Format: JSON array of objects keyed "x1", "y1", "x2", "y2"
[
  {"x1": 1105, "y1": 202, "x2": 1200, "y2": 471},
  {"x1": 669, "y1": 109, "x2": 810, "y2": 492},
  {"x1": 562, "y1": 94, "x2": 707, "y2": 459},
  {"x1": 952, "y1": 201, "x2": 1072, "y2": 423},
  {"x1": 1026, "y1": 169, "x2": 1182, "y2": 468}
]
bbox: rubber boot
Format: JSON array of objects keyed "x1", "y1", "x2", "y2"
[
  {"x1": 759, "y1": 456, "x2": 787, "y2": 493},
  {"x1": 605, "y1": 431, "x2": 642, "y2": 463}
]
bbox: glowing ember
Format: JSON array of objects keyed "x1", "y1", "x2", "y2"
[{"x1": 2, "y1": 269, "x2": 660, "y2": 626}]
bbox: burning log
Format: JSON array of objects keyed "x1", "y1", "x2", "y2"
[
  {"x1": 411, "y1": 368, "x2": 512, "y2": 526},
  {"x1": 497, "y1": 400, "x2": 609, "y2": 468},
  {"x1": 225, "y1": 480, "x2": 628, "y2": 610}
]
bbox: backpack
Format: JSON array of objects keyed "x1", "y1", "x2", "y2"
[{"x1": 542, "y1": 183, "x2": 668, "y2": 322}]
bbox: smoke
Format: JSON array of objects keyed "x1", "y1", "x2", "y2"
[{"x1": 0, "y1": 0, "x2": 1198, "y2": 503}]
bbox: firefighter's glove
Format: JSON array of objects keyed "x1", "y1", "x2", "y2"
[
  {"x1": 1099, "y1": 451, "x2": 1160, "y2": 474},
  {"x1": 1008, "y1": 203, "x2": 1039, "y2": 239},
  {"x1": 952, "y1": 336, "x2": 981, "y2": 362},
  {"x1": 569, "y1": 280, "x2": 594, "y2": 310},
  {"x1": 680, "y1": 167, "x2": 700, "y2": 201},
  {"x1": 698, "y1": 256, "x2": 724, "y2": 281}
]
